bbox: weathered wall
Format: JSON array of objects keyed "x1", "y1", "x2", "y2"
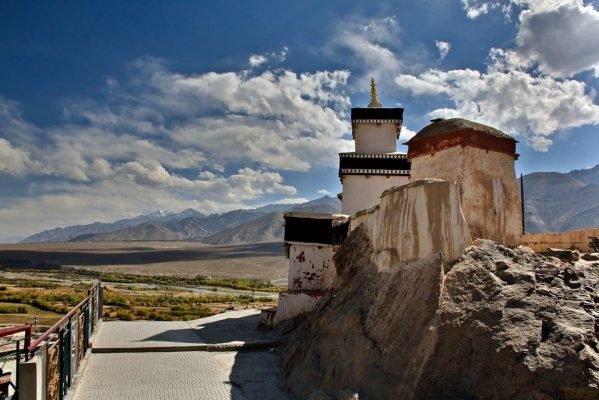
[
  {"x1": 353, "y1": 123, "x2": 397, "y2": 153},
  {"x1": 410, "y1": 146, "x2": 522, "y2": 247},
  {"x1": 350, "y1": 179, "x2": 472, "y2": 269},
  {"x1": 287, "y1": 244, "x2": 336, "y2": 291},
  {"x1": 524, "y1": 228, "x2": 599, "y2": 252},
  {"x1": 341, "y1": 174, "x2": 409, "y2": 215},
  {"x1": 273, "y1": 291, "x2": 323, "y2": 325}
]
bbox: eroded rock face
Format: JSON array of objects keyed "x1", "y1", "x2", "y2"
[{"x1": 283, "y1": 231, "x2": 599, "y2": 400}]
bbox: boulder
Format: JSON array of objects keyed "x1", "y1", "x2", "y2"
[
  {"x1": 283, "y1": 234, "x2": 599, "y2": 400},
  {"x1": 582, "y1": 253, "x2": 599, "y2": 262},
  {"x1": 541, "y1": 248, "x2": 580, "y2": 263}
]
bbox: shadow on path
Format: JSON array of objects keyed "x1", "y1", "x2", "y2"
[{"x1": 141, "y1": 311, "x2": 291, "y2": 399}]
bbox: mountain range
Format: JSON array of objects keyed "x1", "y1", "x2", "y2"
[
  {"x1": 20, "y1": 164, "x2": 599, "y2": 244},
  {"x1": 21, "y1": 196, "x2": 341, "y2": 244},
  {"x1": 523, "y1": 164, "x2": 599, "y2": 233}
]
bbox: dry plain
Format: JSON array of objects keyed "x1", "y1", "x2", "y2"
[
  {"x1": 0, "y1": 241, "x2": 289, "y2": 285},
  {"x1": 0, "y1": 241, "x2": 287, "y2": 327}
]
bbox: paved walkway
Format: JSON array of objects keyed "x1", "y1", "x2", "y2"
[{"x1": 71, "y1": 310, "x2": 290, "y2": 400}]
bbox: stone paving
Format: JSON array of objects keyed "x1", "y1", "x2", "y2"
[
  {"x1": 93, "y1": 320, "x2": 203, "y2": 350},
  {"x1": 72, "y1": 352, "x2": 240, "y2": 400},
  {"x1": 71, "y1": 309, "x2": 291, "y2": 400}
]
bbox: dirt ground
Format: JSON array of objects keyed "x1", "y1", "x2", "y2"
[{"x1": 0, "y1": 241, "x2": 289, "y2": 285}]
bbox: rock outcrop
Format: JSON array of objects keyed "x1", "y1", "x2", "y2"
[{"x1": 283, "y1": 229, "x2": 599, "y2": 399}]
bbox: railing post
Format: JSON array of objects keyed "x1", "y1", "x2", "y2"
[
  {"x1": 98, "y1": 284, "x2": 103, "y2": 321},
  {"x1": 15, "y1": 339, "x2": 19, "y2": 400},
  {"x1": 24, "y1": 326, "x2": 30, "y2": 362}
]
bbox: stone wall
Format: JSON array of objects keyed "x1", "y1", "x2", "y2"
[
  {"x1": 341, "y1": 174, "x2": 409, "y2": 215},
  {"x1": 410, "y1": 145, "x2": 522, "y2": 247},
  {"x1": 524, "y1": 228, "x2": 599, "y2": 252},
  {"x1": 350, "y1": 179, "x2": 472, "y2": 269}
]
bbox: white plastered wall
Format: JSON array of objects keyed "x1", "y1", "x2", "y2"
[
  {"x1": 273, "y1": 291, "x2": 323, "y2": 325},
  {"x1": 287, "y1": 243, "x2": 336, "y2": 291},
  {"x1": 341, "y1": 174, "x2": 409, "y2": 215},
  {"x1": 409, "y1": 146, "x2": 522, "y2": 246},
  {"x1": 354, "y1": 123, "x2": 397, "y2": 153}
]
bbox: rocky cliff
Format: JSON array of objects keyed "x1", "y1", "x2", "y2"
[
  {"x1": 523, "y1": 165, "x2": 599, "y2": 234},
  {"x1": 283, "y1": 229, "x2": 599, "y2": 399}
]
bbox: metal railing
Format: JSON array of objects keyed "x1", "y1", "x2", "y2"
[
  {"x1": 4, "y1": 280, "x2": 102, "y2": 400},
  {"x1": 0, "y1": 324, "x2": 32, "y2": 399}
]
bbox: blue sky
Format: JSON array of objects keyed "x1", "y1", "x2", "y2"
[{"x1": 1, "y1": 0, "x2": 599, "y2": 241}]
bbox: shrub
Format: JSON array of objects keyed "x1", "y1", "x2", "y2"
[
  {"x1": 0, "y1": 305, "x2": 27, "y2": 314},
  {"x1": 115, "y1": 310, "x2": 133, "y2": 321},
  {"x1": 134, "y1": 308, "x2": 148, "y2": 318}
]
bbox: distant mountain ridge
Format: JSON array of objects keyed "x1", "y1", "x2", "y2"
[
  {"x1": 21, "y1": 164, "x2": 599, "y2": 243},
  {"x1": 523, "y1": 164, "x2": 599, "y2": 233},
  {"x1": 21, "y1": 196, "x2": 341, "y2": 244}
]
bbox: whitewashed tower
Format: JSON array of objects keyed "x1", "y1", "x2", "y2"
[{"x1": 339, "y1": 79, "x2": 411, "y2": 215}]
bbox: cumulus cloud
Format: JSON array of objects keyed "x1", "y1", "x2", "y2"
[
  {"x1": 435, "y1": 41, "x2": 451, "y2": 60},
  {"x1": 395, "y1": 1, "x2": 599, "y2": 151},
  {"x1": 0, "y1": 164, "x2": 297, "y2": 239},
  {"x1": 0, "y1": 139, "x2": 31, "y2": 175},
  {"x1": 516, "y1": 0, "x2": 599, "y2": 77},
  {"x1": 0, "y1": 58, "x2": 354, "y2": 237},
  {"x1": 249, "y1": 54, "x2": 267, "y2": 67},
  {"x1": 460, "y1": 1, "x2": 599, "y2": 77},
  {"x1": 460, "y1": 0, "x2": 510, "y2": 19},
  {"x1": 1, "y1": 59, "x2": 352, "y2": 178},
  {"x1": 130, "y1": 62, "x2": 353, "y2": 171},
  {"x1": 248, "y1": 46, "x2": 289, "y2": 68},
  {"x1": 329, "y1": 16, "x2": 403, "y2": 82},
  {"x1": 399, "y1": 126, "x2": 417, "y2": 142},
  {"x1": 396, "y1": 66, "x2": 599, "y2": 150}
]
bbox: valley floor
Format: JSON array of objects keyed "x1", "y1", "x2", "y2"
[{"x1": 0, "y1": 241, "x2": 289, "y2": 284}]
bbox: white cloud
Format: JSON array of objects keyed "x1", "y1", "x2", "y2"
[
  {"x1": 0, "y1": 164, "x2": 297, "y2": 239},
  {"x1": 460, "y1": 0, "x2": 511, "y2": 19},
  {"x1": 270, "y1": 46, "x2": 289, "y2": 62},
  {"x1": 0, "y1": 59, "x2": 352, "y2": 178},
  {"x1": 317, "y1": 189, "x2": 333, "y2": 196},
  {"x1": 249, "y1": 54, "x2": 267, "y2": 67},
  {"x1": 460, "y1": 1, "x2": 599, "y2": 76},
  {"x1": 329, "y1": 16, "x2": 403, "y2": 82},
  {"x1": 515, "y1": 0, "x2": 599, "y2": 77},
  {"x1": 0, "y1": 58, "x2": 355, "y2": 237},
  {"x1": 435, "y1": 41, "x2": 451, "y2": 60},
  {"x1": 0, "y1": 139, "x2": 31, "y2": 175},
  {"x1": 272, "y1": 197, "x2": 309, "y2": 205},
  {"x1": 439, "y1": 1, "x2": 599, "y2": 150},
  {"x1": 396, "y1": 65, "x2": 599, "y2": 151},
  {"x1": 248, "y1": 47, "x2": 289, "y2": 68},
  {"x1": 462, "y1": 0, "x2": 490, "y2": 18},
  {"x1": 399, "y1": 126, "x2": 417, "y2": 142}
]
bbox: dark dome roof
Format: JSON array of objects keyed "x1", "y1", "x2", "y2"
[{"x1": 407, "y1": 118, "x2": 515, "y2": 143}]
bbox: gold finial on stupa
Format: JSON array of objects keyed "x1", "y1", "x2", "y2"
[{"x1": 368, "y1": 78, "x2": 383, "y2": 108}]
